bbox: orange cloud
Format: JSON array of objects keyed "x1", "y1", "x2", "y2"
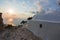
[{"x1": 3, "y1": 13, "x2": 15, "y2": 25}]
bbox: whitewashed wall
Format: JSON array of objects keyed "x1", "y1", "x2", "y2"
[{"x1": 26, "y1": 20, "x2": 60, "y2": 40}]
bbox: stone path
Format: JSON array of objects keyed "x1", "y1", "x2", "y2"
[{"x1": 0, "y1": 27, "x2": 42, "y2": 40}]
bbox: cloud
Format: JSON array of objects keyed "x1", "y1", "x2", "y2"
[
  {"x1": 30, "y1": 0, "x2": 48, "y2": 13},
  {"x1": 20, "y1": 1, "x2": 27, "y2": 9},
  {"x1": 0, "y1": 8, "x2": 3, "y2": 12},
  {"x1": 39, "y1": 0, "x2": 49, "y2": 4},
  {"x1": 57, "y1": 0, "x2": 60, "y2": 4},
  {"x1": 57, "y1": 0, "x2": 60, "y2": 2},
  {"x1": 3, "y1": 13, "x2": 15, "y2": 24},
  {"x1": 28, "y1": 0, "x2": 43, "y2": 14},
  {"x1": 16, "y1": 12, "x2": 34, "y2": 19},
  {"x1": 29, "y1": 1, "x2": 43, "y2": 13},
  {"x1": 4, "y1": 0, "x2": 17, "y2": 7},
  {"x1": 34, "y1": 1, "x2": 43, "y2": 12},
  {"x1": 45, "y1": 8, "x2": 57, "y2": 14}
]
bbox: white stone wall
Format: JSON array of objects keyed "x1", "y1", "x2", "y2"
[{"x1": 26, "y1": 20, "x2": 60, "y2": 40}]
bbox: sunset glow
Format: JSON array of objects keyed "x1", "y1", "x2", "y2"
[{"x1": 7, "y1": 9, "x2": 14, "y2": 14}]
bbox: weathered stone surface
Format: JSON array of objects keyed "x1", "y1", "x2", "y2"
[{"x1": 0, "y1": 27, "x2": 42, "y2": 40}]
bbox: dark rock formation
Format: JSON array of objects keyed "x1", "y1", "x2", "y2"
[
  {"x1": 0, "y1": 12, "x2": 4, "y2": 30},
  {"x1": 0, "y1": 12, "x2": 3, "y2": 27}
]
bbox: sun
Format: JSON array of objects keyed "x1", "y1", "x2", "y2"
[{"x1": 7, "y1": 9, "x2": 14, "y2": 14}]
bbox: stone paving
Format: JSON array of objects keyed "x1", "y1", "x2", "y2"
[{"x1": 0, "y1": 27, "x2": 42, "y2": 40}]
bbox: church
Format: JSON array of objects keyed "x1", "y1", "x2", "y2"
[{"x1": 26, "y1": 0, "x2": 60, "y2": 40}]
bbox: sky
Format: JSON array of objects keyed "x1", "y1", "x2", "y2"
[
  {"x1": 0, "y1": 0, "x2": 59, "y2": 25},
  {"x1": 0, "y1": 0, "x2": 59, "y2": 13}
]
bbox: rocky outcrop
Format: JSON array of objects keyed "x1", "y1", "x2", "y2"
[{"x1": 0, "y1": 13, "x2": 3, "y2": 27}]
